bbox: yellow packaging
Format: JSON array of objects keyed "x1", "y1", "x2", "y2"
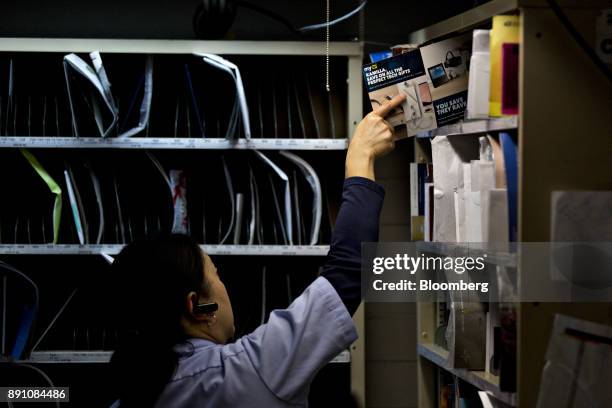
[{"x1": 489, "y1": 15, "x2": 520, "y2": 117}]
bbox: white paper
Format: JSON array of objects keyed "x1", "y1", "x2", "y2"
[
  {"x1": 431, "y1": 137, "x2": 457, "y2": 242},
  {"x1": 101, "y1": 253, "x2": 114, "y2": 265},
  {"x1": 233, "y1": 193, "x2": 244, "y2": 244},
  {"x1": 248, "y1": 173, "x2": 257, "y2": 245},
  {"x1": 454, "y1": 191, "x2": 466, "y2": 242},
  {"x1": 255, "y1": 150, "x2": 293, "y2": 244},
  {"x1": 89, "y1": 51, "x2": 117, "y2": 113},
  {"x1": 146, "y1": 152, "x2": 175, "y2": 238},
  {"x1": 219, "y1": 156, "x2": 236, "y2": 244},
  {"x1": 195, "y1": 53, "x2": 251, "y2": 139},
  {"x1": 400, "y1": 82, "x2": 422, "y2": 120},
  {"x1": 481, "y1": 188, "x2": 509, "y2": 243},
  {"x1": 479, "y1": 136, "x2": 493, "y2": 162},
  {"x1": 86, "y1": 164, "x2": 104, "y2": 244},
  {"x1": 279, "y1": 151, "x2": 322, "y2": 245},
  {"x1": 292, "y1": 171, "x2": 303, "y2": 244},
  {"x1": 113, "y1": 177, "x2": 126, "y2": 244},
  {"x1": 410, "y1": 163, "x2": 419, "y2": 216},
  {"x1": 478, "y1": 391, "x2": 498, "y2": 408},
  {"x1": 63, "y1": 53, "x2": 118, "y2": 137},
  {"x1": 248, "y1": 167, "x2": 261, "y2": 245},
  {"x1": 118, "y1": 56, "x2": 154, "y2": 138},
  {"x1": 465, "y1": 191, "x2": 483, "y2": 242},
  {"x1": 64, "y1": 169, "x2": 85, "y2": 244},
  {"x1": 146, "y1": 152, "x2": 171, "y2": 189},
  {"x1": 478, "y1": 161, "x2": 496, "y2": 192},
  {"x1": 431, "y1": 136, "x2": 479, "y2": 242},
  {"x1": 64, "y1": 52, "x2": 152, "y2": 138},
  {"x1": 267, "y1": 173, "x2": 288, "y2": 244},
  {"x1": 470, "y1": 160, "x2": 481, "y2": 192},
  {"x1": 170, "y1": 170, "x2": 189, "y2": 234},
  {"x1": 463, "y1": 163, "x2": 472, "y2": 193}
]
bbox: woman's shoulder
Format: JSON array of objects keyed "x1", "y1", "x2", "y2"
[{"x1": 172, "y1": 338, "x2": 249, "y2": 381}]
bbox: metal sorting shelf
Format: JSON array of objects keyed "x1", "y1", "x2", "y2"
[
  {"x1": 418, "y1": 343, "x2": 517, "y2": 406},
  {"x1": 416, "y1": 116, "x2": 518, "y2": 138},
  {"x1": 0, "y1": 38, "x2": 362, "y2": 56},
  {"x1": 22, "y1": 349, "x2": 350, "y2": 364},
  {"x1": 0, "y1": 137, "x2": 349, "y2": 150},
  {"x1": 0, "y1": 244, "x2": 331, "y2": 256},
  {"x1": 416, "y1": 242, "x2": 517, "y2": 268}
]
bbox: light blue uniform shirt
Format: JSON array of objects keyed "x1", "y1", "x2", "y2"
[{"x1": 151, "y1": 276, "x2": 357, "y2": 407}]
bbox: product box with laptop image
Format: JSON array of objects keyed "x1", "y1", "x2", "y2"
[{"x1": 363, "y1": 33, "x2": 472, "y2": 138}]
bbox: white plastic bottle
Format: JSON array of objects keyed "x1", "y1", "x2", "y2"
[{"x1": 467, "y1": 30, "x2": 491, "y2": 119}]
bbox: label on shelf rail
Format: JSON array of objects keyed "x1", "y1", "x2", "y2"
[
  {"x1": 25, "y1": 349, "x2": 349, "y2": 364},
  {"x1": 0, "y1": 137, "x2": 348, "y2": 150},
  {"x1": 0, "y1": 244, "x2": 330, "y2": 256},
  {"x1": 28, "y1": 351, "x2": 113, "y2": 363}
]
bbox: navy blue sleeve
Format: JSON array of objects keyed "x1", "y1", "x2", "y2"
[{"x1": 320, "y1": 176, "x2": 385, "y2": 316}]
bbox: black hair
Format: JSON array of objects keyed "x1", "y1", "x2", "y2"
[{"x1": 109, "y1": 234, "x2": 209, "y2": 407}]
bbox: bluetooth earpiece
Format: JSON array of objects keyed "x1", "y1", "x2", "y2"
[{"x1": 193, "y1": 301, "x2": 219, "y2": 315}]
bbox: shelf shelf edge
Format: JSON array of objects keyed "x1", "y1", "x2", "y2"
[
  {"x1": 0, "y1": 244, "x2": 331, "y2": 256},
  {"x1": 417, "y1": 343, "x2": 517, "y2": 406},
  {"x1": 0, "y1": 137, "x2": 349, "y2": 150},
  {"x1": 0, "y1": 38, "x2": 363, "y2": 56},
  {"x1": 20, "y1": 349, "x2": 350, "y2": 364},
  {"x1": 416, "y1": 116, "x2": 518, "y2": 139}
]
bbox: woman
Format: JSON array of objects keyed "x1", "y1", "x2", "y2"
[{"x1": 109, "y1": 94, "x2": 405, "y2": 407}]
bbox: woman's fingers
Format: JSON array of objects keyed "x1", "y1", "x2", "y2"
[
  {"x1": 381, "y1": 119, "x2": 393, "y2": 135},
  {"x1": 372, "y1": 94, "x2": 406, "y2": 118},
  {"x1": 345, "y1": 95, "x2": 403, "y2": 179}
]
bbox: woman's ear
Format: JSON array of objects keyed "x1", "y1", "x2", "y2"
[
  {"x1": 186, "y1": 292, "x2": 204, "y2": 320},
  {"x1": 185, "y1": 291, "x2": 217, "y2": 325}
]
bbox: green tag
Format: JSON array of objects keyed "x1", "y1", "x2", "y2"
[{"x1": 20, "y1": 149, "x2": 62, "y2": 244}]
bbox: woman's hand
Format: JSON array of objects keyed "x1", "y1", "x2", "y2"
[{"x1": 345, "y1": 94, "x2": 406, "y2": 181}]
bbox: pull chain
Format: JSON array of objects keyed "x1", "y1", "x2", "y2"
[{"x1": 325, "y1": 0, "x2": 330, "y2": 92}]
